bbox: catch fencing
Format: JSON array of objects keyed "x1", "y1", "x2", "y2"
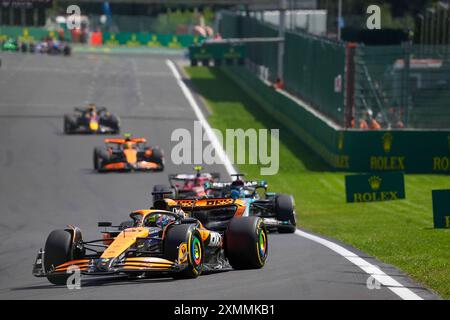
[
  {"x1": 219, "y1": 12, "x2": 450, "y2": 130},
  {"x1": 219, "y1": 12, "x2": 347, "y2": 127},
  {"x1": 355, "y1": 44, "x2": 450, "y2": 129},
  {"x1": 217, "y1": 12, "x2": 450, "y2": 173}
]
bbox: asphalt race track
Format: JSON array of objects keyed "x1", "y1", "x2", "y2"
[{"x1": 0, "y1": 53, "x2": 439, "y2": 299}]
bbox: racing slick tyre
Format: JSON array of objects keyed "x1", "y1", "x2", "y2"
[
  {"x1": 63, "y1": 114, "x2": 77, "y2": 134},
  {"x1": 63, "y1": 45, "x2": 71, "y2": 56},
  {"x1": 164, "y1": 224, "x2": 204, "y2": 279},
  {"x1": 93, "y1": 146, "x2": 110, "y2": 171},
  {"x1": 106, "y1": 114, "x2": 120, "y2": 134},
  {"x1": 275, "y1": 194, "x2": 296, "y2": 234},
  {"x1": 44, "y1": 230, "x2": 73, "y2": 285},
  {"x1": 148, "y1": 147, "x2": 164, "y2": 171},
  {"x1": 225, "y1": 217, "x2": 268, "y2": 270}
]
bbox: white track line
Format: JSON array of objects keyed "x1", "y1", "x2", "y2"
[
  {"x1": 166, "y1": 59, "x2": 423, "y2": 301},
  {"x1": 166, "y1": 59, "x2": 237, "y2": 177},
  {"x1": 295, "y1": 230, "x2": 422, "y2": 300}
]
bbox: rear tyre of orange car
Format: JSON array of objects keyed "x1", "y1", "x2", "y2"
[
  {"x1": 93, "y1": 146, "x2": 110, "y2": 171},
  {"x1": 225, "y1": 217, "x2": 268, "y2": 270},
  {"x1": 44, "y1": 230, "x2": 73, "y2": 285},
  {"x1": 164, "y1": 224, "x2": 203, "y2": 279},
  {"x1": 147, "y1": 147, "x2": 164, "y2": 171}
]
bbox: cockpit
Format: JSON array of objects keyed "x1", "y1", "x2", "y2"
[{"x1": 129, "y1": 211, "x2": 179, "y2": 229}]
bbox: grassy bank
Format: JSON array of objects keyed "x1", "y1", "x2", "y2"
[{"x1": 185, "y1": 66, "x2": 450, "y2": 299}]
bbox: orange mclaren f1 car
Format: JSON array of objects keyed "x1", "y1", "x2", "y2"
[
  {"x1": 93, "y1": 134, "x2": 164, "y2": 172},
  {"x1": 32, "y1": 197, "x2": 268, "y2": 285}
]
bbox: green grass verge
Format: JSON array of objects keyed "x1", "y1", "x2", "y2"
[{"x1": 185, "y1": 66, "x2": 450, "y2": 299}]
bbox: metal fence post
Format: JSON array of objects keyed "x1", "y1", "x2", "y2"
[
  {"x1": 344, "y1": 43, "x2": 357, "y2": 128},
  {"x1": 278, "y1": 0, "x2": 287, "y2": 80},
  {"x1": 403, "y1": 41, "x2": 412, "y2": 127}
]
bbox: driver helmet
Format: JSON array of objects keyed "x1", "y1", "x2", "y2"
[
  {"x1": 156, "y1": 215, "x2": 171, "y2": 229},
  {"x1": 194, "y1": 166, "x2": 203, "y2": 178},
  {"x1": 230, "y1": 177, "x2": 245, "y2": 199},
  {"x1": 230, "y1": 185, "x2": 245, "y2": 199},
  {"x1": 123, "y1": 133, "x2": 133, "y2": 149},
  {"x1": 88, "y1": 103, "x2": 97, "y2": 112},
  {"x1": 124, "y1": 133, "x2": 132, "y2": 142}
]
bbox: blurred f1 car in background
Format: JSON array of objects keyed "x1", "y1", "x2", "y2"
[
  {"x1": 32, "y1": 203, "x2": 267, "y2": 285},
  {"x1": 64, "y1": 104, "x2": 120, "y2": 134},
  {"x1": 1, "y1": 38, "x2": 18, "y2": 51},
  {"x1": 1, "y1": 38, "x2": 71, "y2": 55},
  {"x1": 94, "y1": 134, "x2": 164, "y2": 172},
  {"x1": 162, "y1": 166, "x2": 220, "y2": 199},
  {"x1": 202, "y1": 174, "x2": 297, "y2": 233}
]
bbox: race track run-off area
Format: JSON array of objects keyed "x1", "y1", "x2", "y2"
[{"x1": 0, "y1": 53, "x2": 438, "y2": 299}]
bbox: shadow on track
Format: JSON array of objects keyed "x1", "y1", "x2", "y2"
[
  {"x1": 80, "y1": 168, "x2": 164, "y2": 175},
  {"x1": 11, "y1": 269, "x2": 230, "y2": 291}
]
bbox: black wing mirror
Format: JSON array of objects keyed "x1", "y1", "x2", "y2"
[{"x1": 98, "y1": 222, "x2": 112, "y2": 227}]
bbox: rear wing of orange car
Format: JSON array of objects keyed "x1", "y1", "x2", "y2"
[
  {"x1": 175, "y1": 198, "x2": 236, "y2": 208},
  {"x1": 104, "y1": 137, "x2": 147, "y2": 144}
]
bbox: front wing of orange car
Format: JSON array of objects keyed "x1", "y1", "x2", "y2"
[
  {"x1": 33, "y1": 251, "x2": 183, "y2": 277},
  {"x1": 99, "y1": 161, "x2": 163, "y2": 172}
]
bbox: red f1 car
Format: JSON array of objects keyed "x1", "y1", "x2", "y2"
[
  {"x1": 160, "y1": 166, "x2": 220, "y2": 199},
  {"x1": 93, "y1": 134, "x2": 164, "y2": 172}
]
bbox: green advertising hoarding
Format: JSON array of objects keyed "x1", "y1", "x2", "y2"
[
  {"x1": 103, "y1": 32, "x2": 203, "y2": 48},
  {"x1": 335, "y1": 130, "x2": 450, "y2": 174},
  {"x1": 432, "y1": 189, "x2": 450, "y2": 228},
  {"x1": 0, "y1": 26, "x2": 70, "y2": 42},
  {"x1": 345, "y1": 172, "x2": 405, "y2": 203},
  {"x1": 188, "y1": 43, "x2": 246, "y2": 65},
  {"x1": 0, "y1": 27, "x2": 203, "y2": 48}
]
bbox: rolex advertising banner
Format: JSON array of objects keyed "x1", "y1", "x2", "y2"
[
  {"x1": 432, "y1": 189, "x2": 450, "y2": 229},
  {"x1": 345, "y1": 172, "x2": 405, "y2": 203},
  {"x1": 336, "y1": 131, "x2": 450, "y2": 174}
]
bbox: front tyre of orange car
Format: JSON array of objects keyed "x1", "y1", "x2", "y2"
[
  {"x1": 164, "y1": 224, "x2": 203, "y2": 279},
  {"x1": 44, "y1": 230, "x2": 73, "y2": 285},
  {"x1": 225, "y1": 217, "x2": 268, "y2": 270}
]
